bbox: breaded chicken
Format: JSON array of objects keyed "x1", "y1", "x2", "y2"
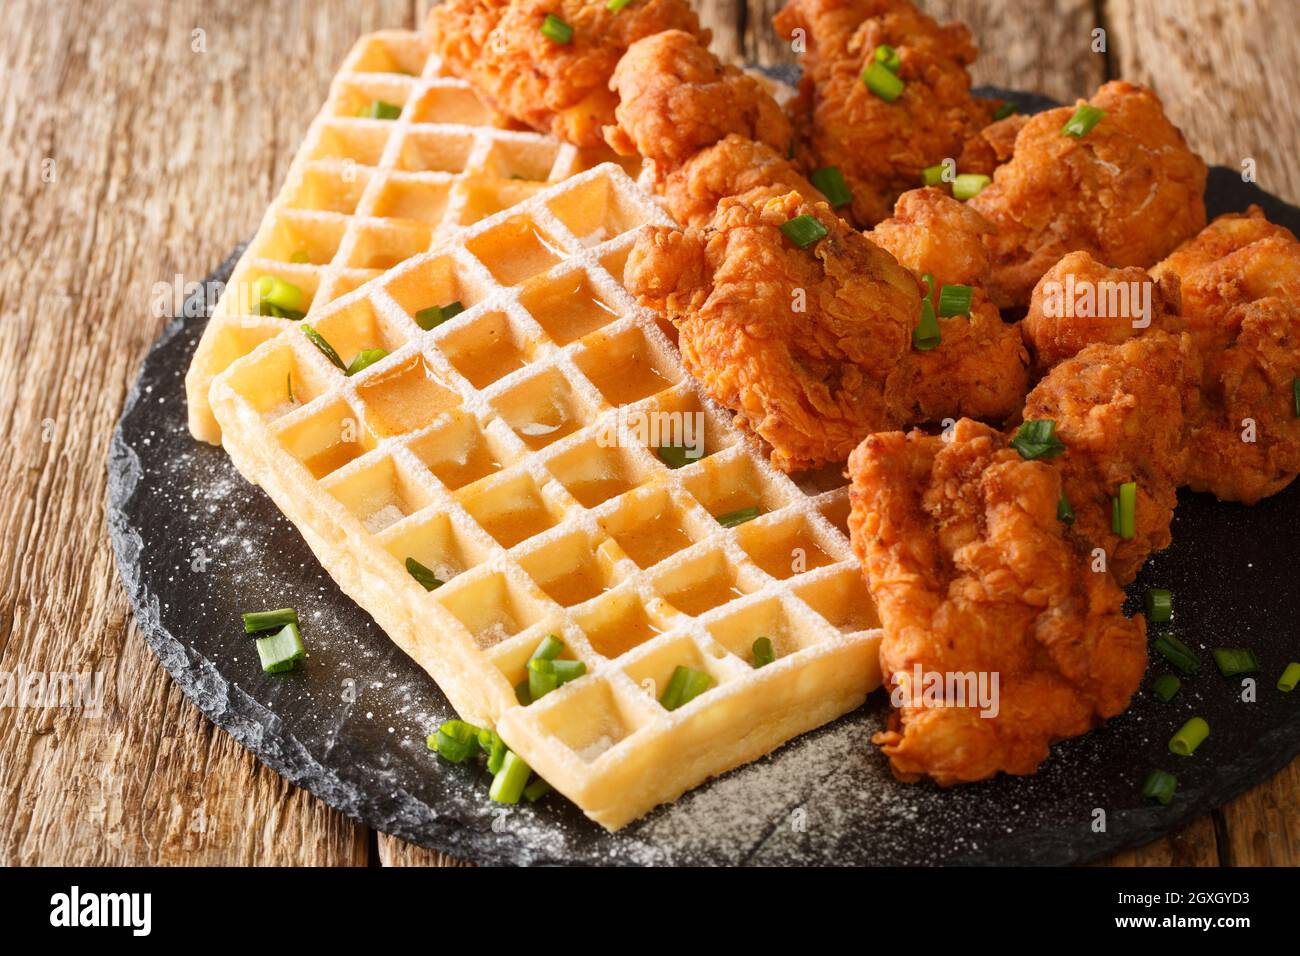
[
  {"x1": 425, "y1": 0, "x2": 708, "y2": 147},
  {"x1": 1020, "y1": 333, "x2": 1200, "y2": 584},
  {"x1": 774, "y1": 0, "x2": 995, "y2": 227},
  {"x1": 848, "y1": 419, "x2": 1147, "y2": 785},
  {"x1": 627, "y1": 189, "x2": 921, "y2": 471},
  {"x1": 957, "y1": 113, "x2": 1029, "y2": 177},
  {"x1": 868, "y1": 185, "x2": 994, "y2": 287},
  {"x1": 661, "y1": 135, "x2": 826, "y2": 228},
  {"x1": 1023, "y1": 251, "x2": 1183, "y2": 371},
  {"x1": 969, "y1": 81, "x2": 1207, "y2": 308}
]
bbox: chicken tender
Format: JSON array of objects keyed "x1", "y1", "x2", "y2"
[
  {"x1": 848, "y1": 419, "x2": 1147, "y2": 785},
  {"x1": 774, "y1": 0, "x2": 996, "y2": 227},
  {"x1": 969, "y1": 81, "x2": 1207, "y2": 308},
  {"x1": 661, "y1": 135, "x2": 826, "y2": 228},
  {"x1": 425, "y1": 0, "x2": 708, "y2": 147}
]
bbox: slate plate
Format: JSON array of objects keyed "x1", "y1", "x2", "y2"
[{"x1": 108, "y1": 87, "x2": 1300, "y2": 865}]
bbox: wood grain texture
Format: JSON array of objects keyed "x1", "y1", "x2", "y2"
[{"x1": 1, "y1": 0, "x2": 1295, "y2": 868}]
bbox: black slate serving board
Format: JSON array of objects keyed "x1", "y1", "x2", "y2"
[{"x1": 107, "y1": 87, "x2": 1300, "y2": 865}]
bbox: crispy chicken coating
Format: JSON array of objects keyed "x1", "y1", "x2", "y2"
[
  {"x1": 425, "y1": 0, "x2": 708, "y2": 148},
  {"x1": 774, "y1": 0, "x2": 995, "y2": 227},
  {"x1": 867, "y1": 185, "x2": 993, "y2": 287},
  {"x1": 968, "y1": 81, "x2": 1207, "y2": 308},
  {"x1": 848, "y1": 419, "x2": 1147, "y2": 785},
  {"x1": 661, "y1": 135, "x2": 826, "y2": 228}
]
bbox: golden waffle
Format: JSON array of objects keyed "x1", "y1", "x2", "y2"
[
  {"x1": 186, "y1": 29, "x2": 634, "y2": 443},
  {"x1": 208, "y1": 164, "x2": 882, "y2": 831}
]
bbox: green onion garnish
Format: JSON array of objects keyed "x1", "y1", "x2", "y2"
[
  {"x1": 1152, "y1": 673, "x2": 1181, "y2": 702},
  {"x1": 752, "y1": 637, "x2": 775, "y2": 668},
  {"x1": 606, "y1": 0, "x2": 635, "y2": 9},
  {"x1": 779, "y1": 213, "x2": 828, "y2": 249},
  {"x1": 524, "y1": 776, "x2": 552, "y2": 801},
  {"x1": 526, "y1": 642, "x2": 586, "y2": 702},
  {"x1": 345, "y1": 347, "x2": 388, "y2": 376},
  {"x1": 912, "y1": 298, "x2": 941, "y2": 351},
  {"x1": 920, "y1": 273, "x2": 935, "y2": 302},
  {"x1": 488, "y1": 750, "x2": 531, "y2": 803},
  {"x1": 920, "y1": 164, "x2": 946, "y2": 187},
  {"x1": 1140, "y1": 770, "x2": 1177, "y2": 805},
  {"x1": 658, "y1": 444, "x2": 705, "y2": 469},
  {"x1": 405, "y1": 557, "x2": 444, "y2": 591},
  {"x1": 551, "y1": 660, "x2": 587, "y2": 684},
  {"x1": 540, "y1": 13, "x2": 574, "y2": 44},
  {"x1": 1056, "y1": 491, "x2": 1075, "y2": 525},
  {"x1": 862, "y1": 61, "x2": 904, "y2": 102},
  {"x1": 515, "y1": 679, "x2": 532, "y2": 706},
  {"x1": 255, "y1": 622, "x2": 306, "y2": 674},
  {"x1": 1169, "y1": 717, "x2": 1209, "y2": 757},
  {"x1": 415, "y1": 300, "x2": 465, "y2": 330},
  {"x1": 873, "y1": 44, "x2": 901, "y2": 74},
  {"x1": 1116, "y1": 481, "x2": 1136, "y2": 540},
  {"x1": 1212, "y1": 647, "x2": 1259, "y2": 677},
  {"x1": 937, "y1": 283, "x2": 973, "y2": 317},
  {"x1": 992, "y1": 102, "x2": 1019, "y2": 121},
  {"x1": 254, "y1": 275, "x2": 306, "y2": 316},
  {"x1": 1279, "y1": 662, "x2": 1300, "y2": 692},
  {"x1": 1062, "y1": 104, "x2": 1105, "y2": 138},
  {"x1": 810, "y1": 166, "x2": 852, "y2": 208},
  {"x1": 952, "y1": 173, "x2": 991, "y2": 200},
  {"x1": 530, "y1": 634, "x2": 565, "y2": 662},
  {"x1": 478, "y1": 727, "x2": 507, "y2": 773},
  {"x1": 659, "y1": 665, "x2": 713, "y2": 711},
  {"x1": 301, "y1": 323, "x2": 346, "y2": 371},
  {"x1": 1010, "y1": 419, "x2": 1066, "y2": 461},
  {"x1": 717, "y1": 506, "x2": 760, "y2": 528},
  {"x1": 1145, "y1": 588, "x2": 1173, "y2": 623},
  {"x1": 360, "y1": 100, "x2": 402, "y2": 120},
  {"x1": 1153, "y1": 632, "x2": 1201, "y2": 675},
  {"x1": 431, "y1": 719, "x2": 480, "y2": 763},
  {"x1": 528, "y1": 658, "x2": 559, "y2": 701},
  {"x1": 242, "y1": 607, "x2": 298, "y2": 634}
]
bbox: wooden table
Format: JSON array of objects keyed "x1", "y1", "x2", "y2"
[{"x1": 2, "y1": 0, "x2": 1297, "y2": 867}]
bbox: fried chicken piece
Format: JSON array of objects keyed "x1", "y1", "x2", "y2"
[
  {"x1": 848, "y1": 419, "x2": 1147, "y2": 785},
  {"x1": 627, "y1": 189, "x2": 921, "y2": 471},
  {"x1": 957, "y1": 113, "x2": 1029, "y2": 177},
  {"x1": 425, "y1": 0, "x2": 708, "y2": 148},
  {"x1": 1021, "y1": 333, "x2": 1200, "y2": 584},
  {"x1": 1152, "y1": 208, "x2": 1300, "y2": 503},
  {"x1": 867, "y1": 188, "x2": 1029, "y2": 423},
  {"x1": 774, "y1": 0, "x2": 995, "y2": 227},
  {"x1": 968, "y1": 81, "x2": 1208, "y2": 308},
  {"x1": 1022, "y1": 251, "x2": 1183, "y2": 371},
  {"x1": 660, "y1": 135, "x2": 825, "y2": 228}
]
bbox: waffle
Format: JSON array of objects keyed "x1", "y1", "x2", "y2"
[
  {"x1": 208, "y1": 163, "x2": 882, "y2": 831},
  {"x1": 186, "y1": 28, "x2": 635, "y2": 444}
]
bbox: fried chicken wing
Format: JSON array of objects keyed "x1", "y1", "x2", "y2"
[
  {"x1": 1022, "y1": 251, "x2": 1183, "y2": 371},
  {"x1": 968, "y1": 81, "x2": 1207, "y2": 308},
  {"x1": 425, "y1": 0, "x2": 708, "y2": 147},
  {"x1": 774, "y1": 0, "x2": 995, "y2": 227},
  {"x1": 847, "y1": 419, "x2": 1147, "y2": 785},
  {"x1": 1021, "y1": 333, "x2": 1200, "y2": 584}
]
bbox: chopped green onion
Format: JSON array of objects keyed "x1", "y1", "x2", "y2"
[
  {"x1": 810, "y1": 166, "x2": 852, "y2": 208},
  {"x1": 478, "y1": 727, "x2": 507, "y2": 773},
  {"x1": 540, "y1": 14, "x2": 573, "y2": 44},
  {"x1": 1212, "y1": 647, "x2": 1259, "y2": 677},
  {"x1": 606, "y1": 0, "x2": 634, "y2": 9},
  {"x1": 345, "y1": 347, "x2": 388, "y2": 376},
  {"x1": 1153, "y1": 632, "x2": 1201, "y2": 675},
  {"x1": 432, "y1": 719, "x2": 480, "y2": 763},
  {"x1": 1293, "y1": 377, "x2": 1299, "y2": 417},
  {"x1": 530, "y1": 634, "x2": 565, "y2": 662},
  {"x1": 873, "y1": 44, "x2": 901, "y2": 74},
  {"x1": 289, "y1": 250, "x2": 311, "y2": 264},
  {"x1": 1116, "y1": 481, "x2": 1136, "y2": 540},
  {"x1": 359, "y1": 100, "x2": 402, "y2": 120},
  {"x1": 1145, "y1": 588, "x2": 1173, "y2": 623},
  {"x1": 717, "y1": 506, "x2": 760, "y2": 528},
  {"x1": 528, "y1": 658, "x2": 559, "y2": 701},
  {"x1": 242, "y1": 607, "x2": 298, "y2": 634},
  {"x1": 920, "y1": 273, "x2": 935, "y2": 302},
  {"x1": 992, "y1": 101, "x2": 1019, "y2": 121},
  {"x1": 489, "y1": 750, "x2": 531, "y2": 803},
  {"x1": 414, "y1": 300, "x2": 464, "y2": 330},
  {"x1": 524, "y1": 776, "x2": 552, "y2": 801},
  {"x1": 551, "y1": 659, "x2": 587, "y2": 684},
  {"x1": 1140, "y1": 770, "x2": 1177, "y2": 805},
  {"x1": 1010, "y1": 419, "x2": 1066, "y2": 461},
  {"x1": 514, "y1": 679, "x2": 532, "y2": 706},
  {"x1": 1110, "y1": 495, "x2": 1120, "y2": 534},
  {"x1": 301, "y1": 324, "x2": 346, "y2": 371},
  {"x1": 658, "y1": 444, "x2": 704, "y2": 469},
  {"x1": 254, "y1": 275, "x2": 306, "y2": 314},
  {"x1": 912, "y1": 298, "x2": 940, "y2": 351},
  {"x1": 752, "y1": 636, "x2": 775, "y2": 668},
  {"x1": 659, "y1": 665, "x2": 713, "y2": 711},
  {"x1": 1169, "y1": 717, "x2": 1209, "y2": 757},
  {"x1": 921, "y1": 164, "x2": 946, "y2": 187},
  {"x1": 255, "y1": 622, "x2": 306, "y2": 674},
  {"x1": 952, "y1": 173, "x2": 991, "y2": 200},
  {"x1": 1062, "y1": 104, "x2": 1105, "y2": 138},
  {"x1": 937, "y1": 283, "x2": 973, "y2": 317},
  {"x1": 1152, "y1": 673, "x2": 1181, "y2": 702},
  {"x1": 405, "y1": 557, "x2": 444, "y2": 591},
  {"x1": 862, "y1": 61, "x2": 904, "y2": 102},
  {"x1": 1056, "y1": 491, "x2": 1075, "y2": 525},
  {"x1": 1278, "y1": 662, "x2": 1300, "y2": 692},
  {"x1": 779, "y1": 213, "x2": 828, "y2": 249}
]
